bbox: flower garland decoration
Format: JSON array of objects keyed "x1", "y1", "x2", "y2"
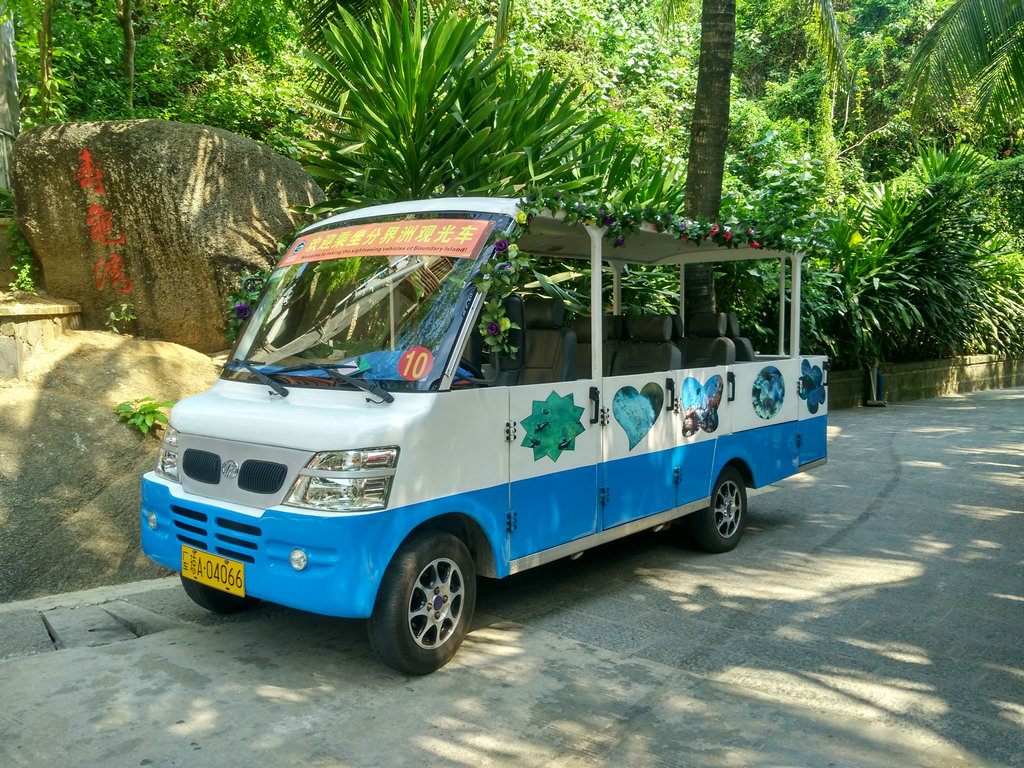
[
  {"x1": 518, "y1": 189, "x2": 773, "y2": 251},
  {"x1": 471, "y1": 211, "x2": 533, "y2": 357},
  {"x1": 225, "y1": 272, "x2": 268, "y2": 343}
]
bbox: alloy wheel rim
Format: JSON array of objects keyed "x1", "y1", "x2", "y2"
[{"x1": 407, "y1": 557, "x2": 464, "y2": 649}]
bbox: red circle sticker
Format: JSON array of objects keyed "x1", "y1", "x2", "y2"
[{"x1": 397, "y1": 347, "x2": 434, "y2": 381}]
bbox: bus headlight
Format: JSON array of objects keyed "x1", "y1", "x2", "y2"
[
  {"x1": 284, "y1": 447, "x2": 399, "y2": 512},
  {"x1": 155, "y1": 427, "x2": 180, "y2": 482}
]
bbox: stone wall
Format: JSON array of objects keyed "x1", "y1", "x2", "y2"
[
  {"x1": 0, "y1": 296, "x2": 82, "y2": 379},
  {"x1": 828, "y1": 355, "x2": 1024, "y2": 409}
]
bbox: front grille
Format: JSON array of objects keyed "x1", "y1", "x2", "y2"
[
  {"x1": 182, "y1": 449, "x2": 220, "y2": 484},
  {"x1": 238, "y1": 459, "x2": 288, "y2": 494},
  {"x1": 171, "y1": 505, "x2": 262, "y2": 564}
]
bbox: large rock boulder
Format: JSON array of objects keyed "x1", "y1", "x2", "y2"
[
  {"x1": 9, "y1": 120, "x2": 325, "y2": 352},
  {"x1": 0, "y1": 330, "x2": 222, "y2": 601}
]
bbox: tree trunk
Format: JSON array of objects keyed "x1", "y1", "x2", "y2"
[
  {"x1": 38, "y1": 0, "x2": 53, "y2": 122},
  {"x1": 683, "y1": 0, "x2": 736, "y2": 315},
  {"x1": 117, "y1": 0, "x2": 136, "y2": 112}
]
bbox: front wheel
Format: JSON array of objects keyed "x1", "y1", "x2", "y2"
[
  {"x1": 368, "y1": 532, "x2": 477, "y2": 675},
  {"x1": 688, "y1": 466, "x2": 747, "y2": 553}
]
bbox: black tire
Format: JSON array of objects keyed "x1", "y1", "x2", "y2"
[
  {"x1": 368, "y1": 531, "x2": 477, "y2": 675},
  {"x1": 689, "y1": 466, "x2": 747, "y2": 553},
  {"x1": 180, "y1": 574, "x2": 261, "y2": 614}
]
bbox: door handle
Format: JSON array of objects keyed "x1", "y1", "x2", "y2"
[
  {"x1": 589, "y1": 386, "x2": 600, "y2": 424},
  {"x1": 727, "y1": 371, "x2": 736, "y2": 402},
  {"x1": 666, "y1": 377, "x2": 675, "y2": 412}
]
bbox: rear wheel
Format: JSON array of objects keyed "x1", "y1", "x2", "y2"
[
  {"x1": 368, "y1": 531, "x2": 476, "y2": 675},
  {"x1": 689, "y1": 466, "x2": 747, "y2": 553},
  {"x1": 180, "y1": 575, "x2": 260, "y2": 614}
]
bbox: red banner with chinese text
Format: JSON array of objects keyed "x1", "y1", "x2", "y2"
[{"x1": 278, "y1": 219, "x2": 496, "y2": 267}]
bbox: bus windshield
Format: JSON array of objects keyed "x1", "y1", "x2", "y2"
[{"x1": 225, "y1": 213, "x2": 510, "y2": 393}]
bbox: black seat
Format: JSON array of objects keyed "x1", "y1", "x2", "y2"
[
  {"x1": 521, "y1": 296, "x2": 576, "y2": 384},
  {"x1": 685, "y1": 312, "x2": 736, "y2": 368},
  {"x1": 611, "y1": 315, "x2": 682, "y2": 375},
  {"x1": 725, "y1": 312, "x2": 756, "y2": 362}
]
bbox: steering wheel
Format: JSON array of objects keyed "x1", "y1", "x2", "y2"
[{"x1": 453, "y1": 357, "x2": 485, "y2": 386}]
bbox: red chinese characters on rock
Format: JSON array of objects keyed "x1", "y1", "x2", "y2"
[
  {"x1": 74, "y1": 149, "x2": 106, "y2": 195},
  {"x1": 85, "y1": 204, "x2": 126, "y2": 245},
  {"x1": 75, "y1": 147, "x2": 132, "y2": 293},
  {"x1": 94, "y1": 254, "x2": 132, "y2": 292}
]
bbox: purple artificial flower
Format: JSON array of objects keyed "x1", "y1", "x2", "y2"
[
  {"x1": 614, "y1": 236, "x2": 626, "y2": 247},
  {"x1": 494, "y1": 239, "x2": 509, "y2": 254},
  {"x1": 486, "y1": 321, "x2": 501, "y2": 336},
  {"x1": 234, "y1": 303, "x2": 252, "y2": 319}
]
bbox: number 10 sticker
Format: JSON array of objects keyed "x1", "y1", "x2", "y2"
[{"x1": 398, "y1": 347, "x2": 434, "y2": 381}]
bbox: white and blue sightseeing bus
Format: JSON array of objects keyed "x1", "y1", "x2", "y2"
[{"x1": 141, "y1": 197, "x2": 828, "y2": 674}]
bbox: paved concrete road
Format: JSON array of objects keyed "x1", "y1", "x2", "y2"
[{"x1": 2, "y1": 388, "x2": 1022, "y2": 768}]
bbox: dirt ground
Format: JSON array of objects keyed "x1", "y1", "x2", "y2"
[{"x1": 0, "y1": 324, "x2": 222, "y2": 602}]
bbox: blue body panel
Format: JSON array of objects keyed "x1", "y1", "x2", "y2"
[
  {"x1": 509, "y1": 464, "x2": 599, "y2": 560},
  {"x1": 799, "y1": 413, "x2": 829, "y2": 465},
  {"x1": 142, "y1": 474, "x2": 510, "y2": 619},
  {"x1": 714, "y1": 421, "x2": 800, "y2": 488},
  {"x1": 602, "y1": 439, "x2": 718, "y2": 528}
]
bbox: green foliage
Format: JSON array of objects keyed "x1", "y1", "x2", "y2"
[
  {"x1": 6, "y1": 221, "x2": 38, "y2": 292},
  {"x1": 113, "y1": 397, "x2": 173, "y2": 436},
  {"x1": 11, "y1": 0, "x2": 313, "y2": 155},
  {"x1": 800, "y1": 144, "x2": 1024, "y2": 367},
  {"x1": 104, "y1": 302, "x2": 136, "y2": 334},
  {"x1": 302, "y1": 1, "x2": 609, "y2": 208},
  {"x1": 225, "y1": 272, "x2": 269, "y2": 344}
]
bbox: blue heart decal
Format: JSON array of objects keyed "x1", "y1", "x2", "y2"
[
  {"x1": 613, "y1": 383, "x2": 664, "y2": 450},
  {"x1": 681, "y1": 375, "x2": 724, "y2": 437}
]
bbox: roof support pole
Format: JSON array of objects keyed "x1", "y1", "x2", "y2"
[
  {"x1": 679, "y1": 264, "x2": 686, "y2": 333},
  {"x1": 778, "y1": 256, "x2": 786, "y2": 356},
  {"x1": 789, "y1": 252, "x2": 803, "y2": 358},
  {"x1": 587, "y1": 225, "x2": 605, "y2": 380}
]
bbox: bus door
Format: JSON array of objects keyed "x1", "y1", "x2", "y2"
[
  {"x1": 508, "y1": 380, "x2": 601, "y2": 560},
  {"x1": 796, "y1": 355, "x2": 829, "y2": 466},
  {"x1": 673, "y1": 364, "x2": 733, "y2": 505},
  {"x1": 600, "y1": 371, "x2": 682, "y2": 529},
  {"x1": 724, "y1": 358, "x2": 801, "y2": 486}
]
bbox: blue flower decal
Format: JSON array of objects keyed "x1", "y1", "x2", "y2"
[{"x1": 798, "y1": 360, "x2": 826, "y2": 414}]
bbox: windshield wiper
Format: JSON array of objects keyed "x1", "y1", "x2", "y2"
[
  {"x1": 272, "y1": 362, "x2": 395, "y2": 404},
  {"x1": 227, "y1": 359, "x2": 290, "y2": 398}
]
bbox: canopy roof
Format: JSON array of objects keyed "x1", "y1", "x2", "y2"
[{"x1": 303, "y1": 196, "x2": 796, "y2": 266}]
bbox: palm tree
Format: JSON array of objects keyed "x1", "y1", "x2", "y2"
[
  {"x1": 680, "y1": 0, "x2": 847, "y2": 312},
  {"x1": 302, "y1": 1, "x2": 608, "y2": 207},
  {"x1": 906, "y1": 0, "x2": 1024, "y2": 137}
]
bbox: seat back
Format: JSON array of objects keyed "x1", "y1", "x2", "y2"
[
  {"x1": 611, "y1": 315, "x2": 682, "y2": 375},
  {"x1": 725, "y1": 312, "x2": 756, "y2": 362},
  {"x1": 521, "y1": 296, "x2": 576, "y2": 384},
  {"x1": 685, "y1": 311, "x2": 736, "y2": 368},
  {"x1": 572, "y1": 316, "x2": 620, "y2": 379}
]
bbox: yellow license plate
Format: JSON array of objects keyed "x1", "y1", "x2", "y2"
[{"x1": 181, "y1": 546, "x2": 246, "y2": 597}]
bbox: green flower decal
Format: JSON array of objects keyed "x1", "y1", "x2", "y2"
[{"x1": 520, "y1": 391, "x2": 586, "y2": 462}]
